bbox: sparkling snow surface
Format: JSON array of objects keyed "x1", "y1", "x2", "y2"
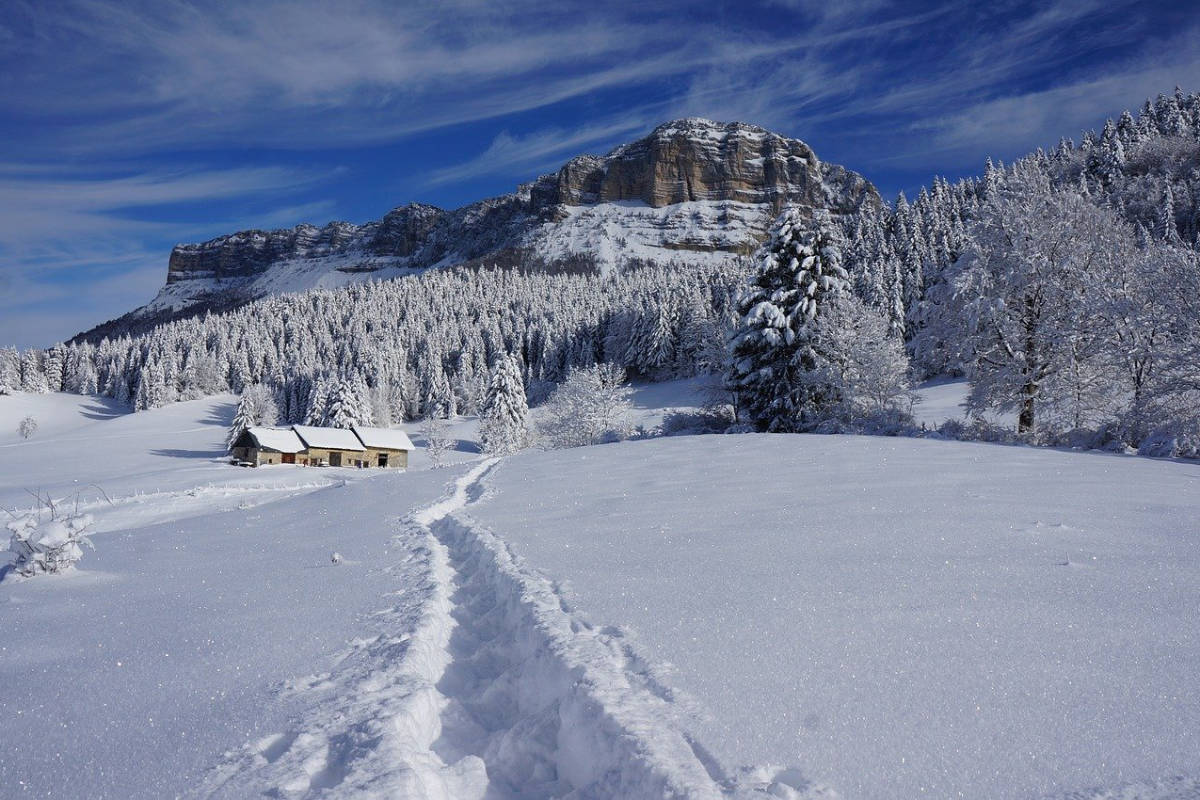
[
  {"x1": 0, "y1": 393, "x2": 372, "y2": 535},
  {"x1": 4, "y1": 386, "x2": 1198, "y2": 799},
  {"x1": 469, "y1": 434, "x2": 1200, "y2": 799},
  {"x1": 0, "y1": 393, "x2": 459, "y2": 797}
]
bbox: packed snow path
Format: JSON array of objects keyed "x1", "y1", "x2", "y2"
[{"x1": 200, "y1": 460, "x2": 811, "y2": 799}]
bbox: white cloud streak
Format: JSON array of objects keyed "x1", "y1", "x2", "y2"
[{"x1": 2, "y1": 0, "x2": 1199, "y2": 348}]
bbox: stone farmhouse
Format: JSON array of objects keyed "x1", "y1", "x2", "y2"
[{"x1": 230, "y1": 424, "x2": 414, "y2": 468}]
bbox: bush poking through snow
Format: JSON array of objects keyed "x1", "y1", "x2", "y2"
[
  {"x1": 537, "y1": 363, "x2": 634, "y2": 449},
  {"x1": 421, "y1": 414, "x2": 453, "y2": 467},
  {"x1": 1138, "y1": 416, "x2": 1200, "y2": 459},
  {"x1": 7, "y1": 512, "x2": 95, "y2": 577},
  {"x1": 17, "y1": 415, "x2": 37, "y2": 440}
]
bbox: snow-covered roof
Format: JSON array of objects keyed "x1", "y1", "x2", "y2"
[
  {"x1": 245, "y1": 426, "x2": 305, "y2": 453},
  {"x1": 351, "y1": 426, "x2": 415, "y2": 451},
  {"x1": 291, "y1": 425, "x2": 365, "y2": 451}
]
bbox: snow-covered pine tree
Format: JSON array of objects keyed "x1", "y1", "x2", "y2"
[
  {"x1": 1160, "y1": 184, "x2": 1181, "y2": 244},
  {"x1": 727, "y1": 208, "x2": 849, "y2": 432},
  {"x1": 304, "y1": 378, "x2": 332, "y2": 425},
  {"x1": 424, "y1": 369, "x2": 457, "y2": 419},
  {"x1": 226, "y1": 384, "x2": 280, "y2": 450},
  {"x1": 20, "y1": 350, "x2": 48, "y2": 394},
  {"x1": 323, "y1": 379, "x2": 369, "y2": 428},
  {"x1": 43, "y1": 346, "x2": 65, "y2": 393},
  {"x1": 0, "y1": 347, "x2": 18, "y2": 395},
  {"x1": 133, "y1": 364, "x2": 165, "y2": 411},
  {"x1": 479, "y1": 354, "x2": 530, "y2": 455}
]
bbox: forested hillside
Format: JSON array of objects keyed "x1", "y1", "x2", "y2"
[
  {"x1": 0, "y1": 262, "x2": 745, "y2": 427},
  {"x1": 5, "y1": 90, "x2": 1200, "y2": 456}
]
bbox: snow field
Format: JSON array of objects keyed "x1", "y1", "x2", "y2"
[
  {"x1": 8, "y1": 382, "x2": 1198, "y2": 799},
  {"x1": 0, "y1": 467, "x2": 458, "y2": 798},
  {"x1": 0, "y1": 392, "x2": 363, "y2": 535},
  {"x1": 203, "y1": 458, "x2": 803, "y2": 798},
  {"x1": 470, "y1": 434, "x2": 1200, "y2": 800}
]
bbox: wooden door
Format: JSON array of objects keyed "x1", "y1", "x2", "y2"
[
  {"x1": 330, "y1": 451, "x2": 342, "y2": 467},
  {"x1": 282, "y1": 453, "x2": 295, "y2": 464}
]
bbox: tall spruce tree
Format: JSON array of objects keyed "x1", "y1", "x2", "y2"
[
  {"x1": 0, "y1": 347, "x2": 18, "y2": 395},
  {"x1": 727, "y1": 209, "x2": 849, "y2": 431},
  {"x1": 324, "y1": 379, "x2": 370, "y2": 428},
  {"x1": 479, "y1": 354, "x2": 529, "y2": 455}
]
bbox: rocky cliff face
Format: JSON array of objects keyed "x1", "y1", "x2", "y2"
[
  {"x1": 86, "y1": 119, "x2": 878, "y2": 339},
  {"x1": 536, "y1": 118, "x2": 863, "y2": 212}
]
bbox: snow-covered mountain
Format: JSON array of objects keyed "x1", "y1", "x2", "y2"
[{"x1": 78, "y1": 119, "x2": 879, "y2": 340}]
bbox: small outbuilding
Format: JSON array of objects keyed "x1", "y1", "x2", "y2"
[
  {"x1": 230, "y1": 427, "x2": 306, "y2": 466},
  {"x1": 352, "y1": 426, "x2": 415, "y2": 469},
  {"x1": 292, "y1": 425, "x2": 367, "y2": 467}
]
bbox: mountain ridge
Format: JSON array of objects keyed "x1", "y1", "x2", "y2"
[{"x1": 75, "y1": 118, "x2": 880, "y2": 343}]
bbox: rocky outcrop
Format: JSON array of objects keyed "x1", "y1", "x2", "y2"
[
  {"x1": 528, "y1": 119, "x2": 874, "y2": 214},
  {"x1": 96, "y1": 118, "x2": 879, "y2": 340}
]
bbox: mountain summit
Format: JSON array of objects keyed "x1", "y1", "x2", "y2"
[{"x1": 78, "y1": 119, "x2": 879, "y2": 341}]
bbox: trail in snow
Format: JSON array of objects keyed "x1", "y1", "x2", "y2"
[{"x1": 198, "y1": 459, "x2": 821, "y2": 799}]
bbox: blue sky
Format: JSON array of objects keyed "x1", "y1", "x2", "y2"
[{"x1": 3, "y1": 0, "x2": 1199, "y2": 349}]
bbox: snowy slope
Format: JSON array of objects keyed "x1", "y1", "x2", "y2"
[
  {"x1": 5, "y1": 384, "x2": 1198, "y2": 799},
  {"x1": 911, "y1": 377, "x2": 1017, "y2": 428},
  {"x1": 0, "y1": 393, "x2": 364, "y2": 535},
  {"x1": 3, "y1": 389, "x2": 764, "y2": 799},
  {"x1": 0, "y1": 467, "x2": 461, "y2": 798},
  {"x1": 525, "y1": 200, "x2": 766, "y2": 270},
  {"x1": 468, "y1": 435, "x2": 1200, "y2": 800},
  {"x1": 0, "y1": 392, "x2": 465, "y2": 797}
]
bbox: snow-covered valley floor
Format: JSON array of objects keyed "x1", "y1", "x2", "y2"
[{"x1": 2, "y1": 387, "x2": 1199, "y2": 799}]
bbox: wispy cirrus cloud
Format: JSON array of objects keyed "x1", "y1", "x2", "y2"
[
  {"x1": 0, "y1": 165, "x2": 323, "y2": 243},
  {"x1": 0, "y1": 162, "x2": 331, "y2": 346},
  {"x1": 911, "y1": 22, "x2": 1200, "y2": 161},
  {"x1": 2, "y1": 0, "x2": 1199, "y2": 348},
  {"x1": 425, "y1": 120, "x2": 654, "y2": 187}
]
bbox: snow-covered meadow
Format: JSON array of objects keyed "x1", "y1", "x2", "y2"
[
  {"x1": 469, "y1": 434, "x2": 1200, "y2": 799},
  {"x1": 2, "y1": 384, "x2": 1199, "y2": 799}
]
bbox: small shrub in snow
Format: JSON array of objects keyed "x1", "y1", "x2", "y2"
[
  {"x1": 1045, "y1": 427, "x2": 1105, "y2": 451},
  {"x1": 849, "y1": 407, "x2": 921, "y2": 437},
  {"x1": 935, "y1": 417, "x2": 1023, "y2": 445},
  {"x1": 537, "y1": 363, "x2": 634, "y2": 449},
  {"x1": 7, "y1": 513, "x2": 95, "y2": 577},
  {"x1": 17, "y1": 416, "x2": 38, "y2": 439},
  {"x1": 1138, "y1": 417, "x2": 1200, "y2": 459},
  {"x1": 421, "y1": 414, "x2": 453, "y2": 467},
  {"x1": 661, "y1": 407, "x2": 734, "y2": 436}
]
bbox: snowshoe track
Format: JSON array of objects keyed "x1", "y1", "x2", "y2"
[{"x1": 196, "y1": 459, "x2": 808, "y2": 799}]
